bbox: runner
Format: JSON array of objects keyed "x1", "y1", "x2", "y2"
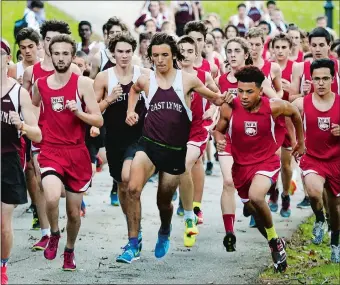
[
  {"x1": 1, "y1": 39, "x2": 42, "y2": 285},
  {"x1": 287, "y1": 25, "x2": 304, "y2": 62},
  {"x1": 228, "y1": 3, "x2": 254, "y2": 37},
  {"x1": 213, "y1": 65, "x2": 305, "y2": 272},
  {"x1": 177, "y1": 35, "x2": 221, "y2": 247},
  {"x1": 94, "y1": 33, "x2": 149, "y2": 258},
  {"x1": 77, "y1": 21, "x2": 97, "y2": 55},
  {"x1": 119, "y1": 32, "x2": 227, "y2": 264},
  {"x1": 293, "y1": 59, "x2": 340, "y2": 263},
  {"x1": 31, "y1": 34, "x2": 103, "y2": 271}
]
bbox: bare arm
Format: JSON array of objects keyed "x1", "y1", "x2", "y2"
[
  {"x1": 291, "y1": 97, "x2": 304, "y2": 117},
  {"x1": 71, "y1": 77, "x2": 103, "y2": 127},
  {"x1": 262, "y1": 78, "x2": 280, "y2": 98},
  {"x1": 19, "y1": 87, "x2": 42, "y2": 143},
  {"x1": 289, "y1": 62, "x2": 303, "y2": 102},
  {"x1": 31, "y1": 80, "x2": 42, "y2": 120},
  {"x1": 23, "y1": 65, "x2": 33, "y2": 92},
  {"x1": 89, "y1": 51, "x2": 101, "y2": 79},
  {"x1": 212, "y1": 103, "x2": 232, "y2": 151},
  {"x1": 70, "y1": 63, "x2": 82, "y2": 75},
  {"x1": 271, "y1": 62, "x2": 283, "y2": 98},
  {"x1": 93, "y1": 71, "x2": 110, "y2": 112},
  {"x1": 206, "y1": 72, "x2": 220, "y2": 93},
  {"x1": 7, "y1": 65, "x2": 17, "y2": 80},
  {"x1": 127, "y1": 75, "x2": 148, "y2": 113}
]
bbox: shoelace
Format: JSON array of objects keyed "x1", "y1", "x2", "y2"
[
  {"x1": 314, "y1": 223, "x2": 323, "y2": 237},
  {"x1": 62, "y1": 252, "x2": 74, "y2": 264},
  {"x1": 49, "y1": 236, "x2": 59, "y2": 250}
]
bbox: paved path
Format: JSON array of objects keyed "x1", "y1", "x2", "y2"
[{"x1": 9, "y1": 162, "x2": 312, "y2": 284}]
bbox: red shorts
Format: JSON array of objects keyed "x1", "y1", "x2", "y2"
[
  {"x1": 38, "y1": 144, "x2": 92, "y2": 193},
  {"x1": 18, "y1": 137, "x2": 26, "y2": 171},
  {"x1": 300, "y1": 155, "x2": 340, "y2": 197},
  {"x1": 281, "y1": 132, "x2": 292, "y2": 150},
  {"x1": 188, "y1": 121, "x2": 211, "y2": 157},
  {"x1": 232, "y1": 155, "x2": 281, "y2": 202},
  {"x1": 218, "y1": 133, "x2": 232, "y2": 156}
]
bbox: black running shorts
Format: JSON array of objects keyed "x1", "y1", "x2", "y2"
[
  {"x1": 137, "y1": 136, "x2": 186, "y2": 175},
  {"x1": 1, "y1": 151, "x2": 27, "y2": 205}
]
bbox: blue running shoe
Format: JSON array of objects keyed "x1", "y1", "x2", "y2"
[
  {"x1": 249, "y1": 215, "x2": 256, "y2": 228},
  {"x1": 155, "y1": 226, "x2": 171, "y2": 259},
  {"x1": 312, "y1": 221, "x2": 325, "y2": 245},
  {"x1": 177, "y1": 199, "x2": 184, "y2": 216},
  {"x1": 280, "y1": 194, "x2": 291, "y2": 218},
  {"x1": 172, "y1": 190, "x2": 178, "y2": 201},
  {"x1": 297, "y1": 196, "x2": 311, "y2": 209},
  {"x1": 121, "y1": 232, "x2": 143, "y2": 251},
  {"x1": 116, "y1": 244, "x2": 140, "y2": 264},
  {"x1": 110, "y1": 191, "x2": 119, "y2": 206}
]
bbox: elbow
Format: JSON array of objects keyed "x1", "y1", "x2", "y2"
[
  {"x1": 94, "y1": 115, "x2": 104, "y2": 128},
  {"x1": 31, "y1": 128, "x2": 42, "y2": 143}
]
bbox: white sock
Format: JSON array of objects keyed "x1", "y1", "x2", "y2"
[
  {"x1": 184, "y1": 210, "x2": 195, "y2": 221},
  {"x1": 41, "y1": 228, "x2": 50, "y2": 237}
]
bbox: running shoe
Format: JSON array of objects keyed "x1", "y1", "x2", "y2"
[
  {"x1": 194, "y1": 207, "x2": 203, "y2": 224},
  {"x1": 62, "y1": 251, "x2": 76, "y2": 271},
  {"x1": 110, "y1": 191, "x2": 119, "y2": 206},
  {"x1": 1, "y1": 266, "x2": 8, "y2": 285},
  {"x1": 243, "y1": 205, "x2": 251, "y2": 217},
  {"x1": 205, "y1": 161, "x2": 213, "y2": 176},
  {"x1": 44, "y1": 234, "x2": 60, "y2": 260},
  {"x1": 32, "y1": 235, "x2": 50, "y2": 251},
  {"x1": 297, "y1": 196, "x2": 311, "y2": 208},
  {"x1": 172, "y1": 190, "x2": 178, "y2": 201},
  {"x1": 116, "y1": 244, "x2": 140, "y2": 264},
  {"x1": 184, "y1": 233, "x2": 196, "y2": 247},
  {"x1": 223, "y1": 231, "x2": 236, "y2": 252},
  {"x1": 185, "y1": 216, "x2": 199, "y2": 236},
  {"x1": 268, "y1": 188, "x2": 279, "y2": 212},
  {"x1": 121, "y1": 232, "x2": 143, "y2": 252},
  {"x1": 26, "y1": 203, "x2": 34, "y2": 213},
  {"x1": 177, "y1": 199, "x2": 184, "y2": 216},
  {"x1": 249, "y1": 215, "x2": 257, "y2": 228},
  {"x1": 80, "y1": 199, "x2": 86, "y2": 217},
  {"x1": 312, "y1": 221, "x2": 325, "y2": 245},
  {"x1": 155, "y1": 226, "x2": 171, "y2": 259},
  {"x1": 268, "y1": 237, "x2": 287, "y2": 273},
  {"x1": 280, "y1": 194, "x2": 291, "y2": 218},
  {"x1": 330, "y1": 245, "x2": 340, "y2": 263},
  {"x1": 31, "y1": 217, "x2": 40, "y2": 230}
]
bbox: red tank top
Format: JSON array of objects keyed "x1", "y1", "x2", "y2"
[
  {"x1": 261, "y1": 60, "x2": 272, "y2": 81},
  {"x1": 37, "y1": 73, "x2": 86, "y2": 146},
  {"x1": 301, "y1": 60, "x2": 340, "y2": 94},
  {"x1": 303, "y1": 93, "x2": 340, "y2": 161},
  {"x1": 295, "y1": 51, "x2": 304, "y2": 63},
  {"x1": 194, "y1": 59, "x2": 211, "y2": 73},
  {"x1": 229, "y1": 97, "x2": 281, "y2": 165},
  {"x1": 281, "y1": 60, "x2": 294, "y2": 101},
  {"x1": 32, "y1": 62, "x2": 54, "y2": 85},
  {"x1": 219, "y1": 72, "x2": 238, "y2": 95}
]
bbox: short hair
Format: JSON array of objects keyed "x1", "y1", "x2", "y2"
[
  {"x1": 303, "y1": 52, "x2": 313, "y2": 60},
  {"x1": 235, "y1": 66, "x2": 265, "y2": 88},
  {"x1": 75, "y1": 50, "x2": 88, "y2": 60},
  {"x1": 336, "y1": 45, "x2": 340, "y2": 58},
  {"x1": 308, "y1": 27, "x2": 332, "y2": 45},
  {"x1": 16, "y1": 27, "x2": 40, "y2": 45},
  {"x1": 330, "y1": 39, "x2": 340, "y2": 51},
  {"x1": 237, "y1": 3, "x2": 246, "y2": 9},
  {"x1": 147, "y1": 32, "x2": 184, "y2": 69},
  {"x1": 258, "y1": 20, "x2": 271, "y2": 35},
  {"x1": 106, "y1": 17, "x2": 128, "y2": 33},
  {"x1": 78, "y1": 20, "x2": 92, "y2": 31},
  {"x1": 139, "y1": 32, "x2": 152, "y2": 44},
  {"x1": 212, "y1": 28, "x2": 225, "y2": 38},
  {"x1": 177, "y1": 35, "x2": 198, "y2": 55},
  {"x1": 225, "y1": 37, "x2": 253, "y2": 66},
  {"x1": 16, "y1": 50, "x2": 22, "y2": 61},
  {"x1": 224, "y1": 24, "x2": 240, "y2": 38},
  {"x1": 316, "y1": 15, "x2": 327, "y2": 22},
  {"x1": 102, "y1": 23, "x2": 107, "y2": 34},
  {"x1": 272, "y1": 33, "x2": 293, "y2": 49},
  {"x1": 30, "y1": 0, "x2": 44, "y2": 9},
  {"x1": 108, "y1": 32, "x2": 137, "y2": 53},
  {"x1": 310, "y1": 58, "x2": 335, "y2": 77},
  {"x1": 246, "y1": 27, "x2": 265, "y2": 43},
  {"x1": 287, "y1": 25, "x2": 302, "y2": 38},
  {"x1": 266, "y1": 0, "x2": 276, "y2": 7},
  {"x1": 49, "y1": 34, "x2": 76, "y2": 57},
  {"x1": 40, "y1": 20, "x2": 71, "y2": 40},
  {"x1": 184, "y1": 21, "x2": 208, "y2": 40}
]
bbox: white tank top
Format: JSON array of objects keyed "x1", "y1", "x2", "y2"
[
  {"x1": 77, "y1": 42, "x2": 97, "y2": 52},
  {"x1": 16, "y1": 61, "x2": 25, "y2": 80},
  {"x1": 100, "y1": 49, "x2": 114, "y2": 71}
]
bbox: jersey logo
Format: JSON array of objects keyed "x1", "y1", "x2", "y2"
[
  {"x1": 51, "y1": 96, "x2": 64, "y2": 112},
  {"x1": 244, "y1": 121, "x2": 257, "y2": 136},
  {"x1": 318, "y1": 117, "x2": 330, "y2": 131},
  {"x1": 228, "y1": 88, "x2": 238, "y2": 96}
]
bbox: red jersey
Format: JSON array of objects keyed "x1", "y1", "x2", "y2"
[
  {"x1": 194, "y1": 58, "x2": 211, "y2": 73},
  {"x1": 228, "y1": 97, "x2": 282, "y2": 165},
  {"x1": 303, "y1": 93, "x2": 340, "y2": 161},
  {"x1": 301, "y1": 60, "x2": 340, "y2": 94},
  {"x1": 295, "y1": 51, "x2": 304, "y2": 63},
  {"x1": 261, "y1": 60, "x2": 272, "y2": 82},
  {"x1": 219, "y1": 72, "x2": 238, "y2": 95},
  {"x1": 281, "y1": 60, "x2": 294, "y2": 101},
  {"x1": 37, "y1": 73, "x2": 86, "y2": 146}
]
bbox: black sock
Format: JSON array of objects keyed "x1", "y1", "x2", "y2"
[
  {"x1": 331, "y1": 230, "x2": 340, "y2": 246},
  {"x1": 65, "y1": 247, "x2": 74, "y2": 253},
  {"x1": 51, "y1": 230, "x2": 60, "y2": 236},
  {"x1": 159, "y1": 226, "x2": 170, "y2": 236},
  {"x1": 315, "y1": 209, "x2": 325, "y2": 223}
]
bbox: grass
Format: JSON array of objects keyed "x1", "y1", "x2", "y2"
[
  {"x1": 202, "y1": 0, "x2": 340, "y2": 34},
  {"x1": 1, "y1": 0, "x2": 101, "y2": 59},
  {"x1": 259, "y1": 216, "x2": 340, "y2": 285}
]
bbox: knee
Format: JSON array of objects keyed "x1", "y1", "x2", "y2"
[
  {"x1": 305, "y1": 185, "x2": 322, "y2": 199},
  {"x1": 119, "y1": 181, "x2": 128, "y2": 193},
  {"x1": 248, "y1": 192, "x2": 265, "y2": 205},
  {"x1": 66, "y1": 207, "x2": 81, "y2": 222},
  {"x1": 127, "y1": 181, "x2": 142, "y2": 200},
  {"x1": 1, "y1": 219, "x2": 11, "y2": 235},
  {"x1": 281, "y1": 161, "x2": 291, "y2": 173},
  {"x1": 223, "y1": 177, "x2": 234, "y2": 192},
  {"x1": 157, "y1": 199, "x2": 172, "y2": 210}
]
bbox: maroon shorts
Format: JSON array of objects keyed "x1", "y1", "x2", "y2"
[
  {"x1": 38, "y1": 144, "x2": 92, "y2": 193},
  {"x1": 232, "y1": 155, "x2": 281, "y2": 202},
  {"x1": 300, "y1": 155, "x2": 340, "y2": 197}
]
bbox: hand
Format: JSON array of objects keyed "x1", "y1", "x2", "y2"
[
  {"x1": 66, "y1": 100, "x2": 81, "y2": 114},
  {"x1": 302, "y1": 80, "x2": 311, "y2": 95},
  {"x1": 126, "y1": 111, "x2": 139, "y2": 126},
  {"x1": 9, "y1": 111, "x2": 23, "y2": 130},
  {"x1": 331, "y1": 123, "x2": 340, "y2": 136},
  {"x1": 291, "y1": 141, "x2": 306, "y2": 161},
  {"x1": 223, "y1": 91, "x2": 235, "y2": 104},
  {"x1": 106, "y1": 84, "x2": 123, "y2": 104},
  {"x1": 281, "y1": 78, "x2": 291, "y2": 93},
  {"x1": 17, "y1": 76, "x2": 23, "y2": 85},
  {"x1": 216, "y1": 138, "x2": 227, "y2": 152},
  {"x1": 90, "y1": 126, "x2": 100, "y2": 137},
  {"x1": 214, "y1": 94, "x2": 226, "y2": 106}
]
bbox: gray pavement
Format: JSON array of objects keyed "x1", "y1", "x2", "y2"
[{"x1": 9, "y1": 162, "x2": 312, "y2": 284}]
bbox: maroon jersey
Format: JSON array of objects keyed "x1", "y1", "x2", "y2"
[
  {"x1": 1, "y1": 83, "x2": 21, "y2": 154},
  {"x1": 303, "y1": 93, "x2": 340, "y2": 161},
  {"x1": 100, "y1": 50, "x2": 115, "y2": 72},
  {"x1": 281, "y1": 60, "x2": 294, "y2": 101},
  {"x1": 301, "y1": 60, "x2": 340, "y2": 94},
  {"x1": 143, "y1": 70, "x2": 192, "y2": 147},
  {"x1": 228, "y1": 97, "x2": 282, "y2": 165},
  {"x1": 247, "y1": 6, "x2": 262, "y2": 22},
  {"x1": 37, "y1": 73, "x2": 86, "y2": 146}
]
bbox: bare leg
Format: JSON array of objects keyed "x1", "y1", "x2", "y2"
[
  {"x1": 1, "y1": 203, "x2": 15, "y2": 261},
  {"x1": 25, "y1": 160, "x2": 38, "y2": 205},
  {"x1": 219, "y1": 155, "x2": 236, "y2": 215},
  {"x1": 280, "y1": 148, "x2": 292, "y2": 197},
  {"x1": 304, "y1": 173, "x2": 324, "y2": 218},
  {"x1": 192, "y1": 157, "x2": 205, "y2": 204}
]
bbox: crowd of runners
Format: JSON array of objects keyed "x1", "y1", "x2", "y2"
[{"x1": 1, "y1": 0, "x2": 340, "y2": 284}]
